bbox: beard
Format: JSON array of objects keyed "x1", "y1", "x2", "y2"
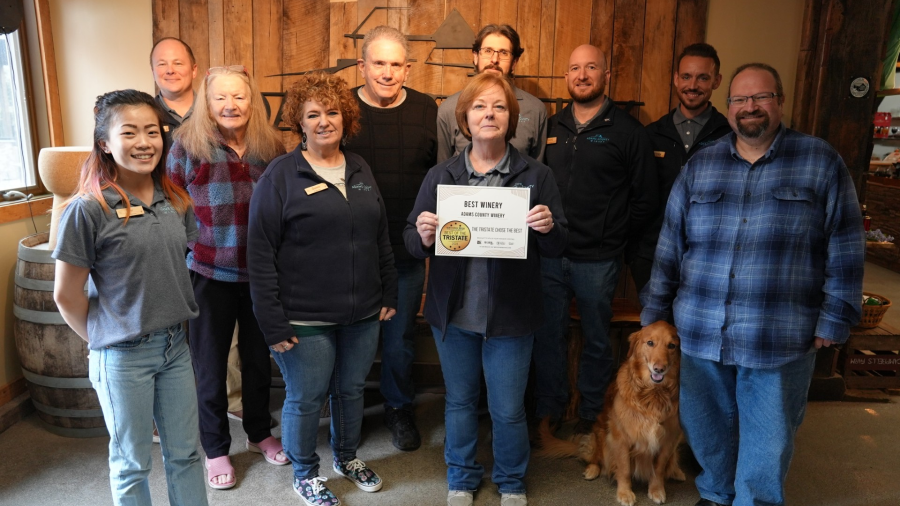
[
  {"x1": 735, "y1": 110, "x2": 770, "y2": 139},
  {"x1": 570, "y1": 81, "x2": 605, "y2": 104},
  {"x1": 679, "y1": 89, "x2": 708, "y2": 109},
  {"x1": 478, "y1": 62, "x2": 506, "y2": 75}
]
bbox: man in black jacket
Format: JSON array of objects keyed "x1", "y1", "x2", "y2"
[
  {"x1": 534, "y1": 44, "x2": 657, "y2": 435},
  {"x1": 343, "y1": 26, "x2": 438, "y2": 452},
  {"x1": 632, "y1": 43, "x2": 731, "y2": 292}
]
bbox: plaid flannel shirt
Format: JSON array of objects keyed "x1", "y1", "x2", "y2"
[
  {"x1": 167, "y1": 133, "x2": 275, "y2": 282},
  {"x1": 640, "y1": 127, "x2": 865, "y2": 368}
]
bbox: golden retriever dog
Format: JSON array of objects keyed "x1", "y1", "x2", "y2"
[{"x1": 537, "y1": 321, "x2": 685, "y2": 506}]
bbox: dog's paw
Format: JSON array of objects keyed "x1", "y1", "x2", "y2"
[
  {"x1": 616, "y1": 488, "x2": 637, "y2": 506},
  {"x1": 583, "y1": 464, "x2": 601, "y2": 480},
  {"x1": 667, "y1": 465, "x2": 686, "y2": 482},
  {"x1": 648, "y1": 484, "x2": 667, "y2": 504}
]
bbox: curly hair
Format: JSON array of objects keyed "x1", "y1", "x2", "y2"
[{"x1": 282, "y1": 72, "x2": 361, "y2": 142}]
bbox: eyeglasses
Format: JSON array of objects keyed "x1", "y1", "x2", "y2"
[
  {"x1": 726, "y1": 92, "x2": 780, "y2": 107},
  {"x1": 207, "y1": 65, "x2": 248, "y2": 76},
  {"x1": 478, "y1": 47, "x2": 513, "y2": 61}
]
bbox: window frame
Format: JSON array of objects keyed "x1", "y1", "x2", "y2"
[{"x1": 0, "y1": 23, "x2": 44, "y2": 202}]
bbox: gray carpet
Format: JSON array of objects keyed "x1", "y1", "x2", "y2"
[{"x1": 1, "y1": 390, "x2": 899, "y2": 505}]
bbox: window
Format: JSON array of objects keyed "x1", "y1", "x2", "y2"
[{"x1": 0, "y1": 30, "x2": 37, "y2": 195}]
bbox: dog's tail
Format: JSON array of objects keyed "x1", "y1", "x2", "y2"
[{"x1": 534, "y1": 417, "x2": 581, "y2": 459}]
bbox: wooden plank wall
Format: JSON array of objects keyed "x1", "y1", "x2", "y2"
[{"x1": 152, "y1": 0, "x2": 709, "y2": 129}]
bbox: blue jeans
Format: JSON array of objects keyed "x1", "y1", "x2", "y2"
[
  {"x1": 380, "y1": 258, "x2": 426, "y2": 409},
  {"x1": 680, "y1": 352, "x2": 817, "y2": 506},
  {"x1": 89, "y1": 323, "x2": 207, "y2": 506},
  {"x1": 271, "y1": 319, "x2": 380, "y2": 479},
  {"x1": 432, "y1": 325, "x2": 532, "y2": 494},
  {"x1": 533, "y1": 257, "x2": 620, "y2": 420}
]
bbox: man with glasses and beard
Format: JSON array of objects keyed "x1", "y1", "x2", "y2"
[
  {"x1": 641, "y1": 63, "x2": 864, "y2": 506},
  {"x1": 436, "y1": 24, "x2": 547, "y2": 162},
  {"x1": 534, "y1": 44, "x2": 657, "y2": 436},
  {"x1": 633, "y1": 43, "x2": 732, "y2": 293}
]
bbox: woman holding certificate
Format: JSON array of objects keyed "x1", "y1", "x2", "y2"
[{"x1": 404, "y1": 72, "x2": 567, "y2": 506}]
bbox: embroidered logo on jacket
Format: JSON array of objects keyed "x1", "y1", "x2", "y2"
[
  {"x1": 512, "y1": 183, "x2": 534, "y2": 189},
  {"x1": 518, "y1": 114, "x2": 530, "y2": 123},
  {"x1": 352, "y1": 182, "x2": 372, "y2": 192},
  {"x1": 586, "y1": 134, "x2": 609, "y2": 144}
]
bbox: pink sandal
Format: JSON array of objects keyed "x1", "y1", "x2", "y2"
[
  {"x1": 205, "y1": 455, "x2": 236, "y2": 490},
  {"x1": 247, "y1": 436, "x2": 289, "y2": 466}
]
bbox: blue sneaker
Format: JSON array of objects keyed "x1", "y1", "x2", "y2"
[
  {"x1": 332, "y1": 458, "x2": 383, "y2": 492},
  {"x1": 293, "y1": 476, "x2": 340, "y2": 506}
]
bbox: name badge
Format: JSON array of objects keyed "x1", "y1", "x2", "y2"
[
  {"x1": 654, "y1": 151, "x2": 666, "y2": 158},
  {"x1": 305, "y1": 183, "x2": 328, "y2": 195},
  {"x1": 547, "y1": 137, "x2": 557, "y2": 145},
  {"x1": 116, "y1": 206, "x2": 144, "y2": 219}
]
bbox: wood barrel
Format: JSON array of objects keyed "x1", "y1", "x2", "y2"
[{"x1": 13, "y1": 232, "x2": 107, "y2": 438}]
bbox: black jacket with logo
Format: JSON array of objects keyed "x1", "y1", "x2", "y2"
[
  {"x1": 544, "y1": 101, "x2": 657, "y2": 261},
  {"x1": 248, "y1": 148, "x2": 398, "y2": 346},
  {"x1": 403, "y1": 149, "x2": 568, "y2": 338},
  {"x1": 637, "y1": 105, "x2": 731, "y2": 260}
]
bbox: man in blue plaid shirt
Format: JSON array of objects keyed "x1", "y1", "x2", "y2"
[{"x1": 640, "y1": 63, "x2": 865, "y2": 506}]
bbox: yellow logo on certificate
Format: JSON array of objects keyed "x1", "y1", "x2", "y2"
[{"x1": 440, "y1": 221, "x2": 471, "y2": 251}]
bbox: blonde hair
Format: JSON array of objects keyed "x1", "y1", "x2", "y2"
[
  {"x1": 455, "y1": 73, "x2": 519, "y2": 142},
  {"x1": 173, "y1": 67, "x2": 284, "y2": 162}
]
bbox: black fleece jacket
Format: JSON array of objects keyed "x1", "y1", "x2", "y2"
[
  {"x1": 248, "y1": 148, "x2": 398, "y2": 346},
  {"x1": 545, "y1": 101, "x2": 657, "y2": 262},
  {"x1": 637, "y1": 105, "x2": 731, "y2": 260},
  {"x1": 403, "y1": 149, "x2": 568, "y2": 338}
]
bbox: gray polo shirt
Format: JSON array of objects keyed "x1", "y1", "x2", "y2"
[
  {"x1": 575, "y1": 97, "x2": 612, "y2": 133},
  {"x1": 52, "y1": 186, "x2": 199, "y2": 349},
  {"x1": 437, "y1": 84, "x2": 547, "y2": 163},
  {"x1": 156, "y1": 92, "x2": 194, "y2": 125},
  {"x1": 673, "y1": 103, "x2": 713, "y2": 152},
  {"x1": 449, "y1": 144, "x2": 511, "y2": 333}
]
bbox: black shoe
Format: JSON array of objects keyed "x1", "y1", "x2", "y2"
[
  {"x1": 573, "y1": 417, "x2": 595, "y2": 435},
  {"x1": 695, "y1": 499, "x2": 729, "y2": 506},
  {"x1": 384, "y1": 406, "x2": 421, "y2": 451}
]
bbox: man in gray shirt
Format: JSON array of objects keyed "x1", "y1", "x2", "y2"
[{"x1": 436, "y1": 24, "x2": 547, "y2": 163}]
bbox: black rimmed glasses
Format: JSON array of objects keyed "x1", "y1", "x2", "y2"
[
  {"x1": 206, "y1": 65, "x2": 248, "y2": 76},
  {"x1": 726, "y1": 92, "x2": 780, "y2": 107},
  {"x1": 478, "y1": 47, "x2": 512, "y2": 61}
]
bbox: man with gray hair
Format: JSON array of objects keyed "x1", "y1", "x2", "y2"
[
  {"x1": 343, "y1": 25, "x2": 438, "y2": 452},
  {"x1": 641, "y1": 63, "x2": 864, "y2": 506}
]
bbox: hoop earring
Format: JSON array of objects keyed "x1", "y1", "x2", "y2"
[{"x1": 300, "y1": 132, "x2": 307, "y2": 150}]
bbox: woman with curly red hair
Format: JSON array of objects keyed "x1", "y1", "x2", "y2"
[{"x1": 248, "y1": 72, "x2": 397, "y2": 505}]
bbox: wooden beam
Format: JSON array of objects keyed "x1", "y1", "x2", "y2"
[
  {"x1": 33, "y1": 0, "x2": 63, "y2": 147},
  {"x1": 0, "y1": 377, "x2": 28, "y2": 408}
]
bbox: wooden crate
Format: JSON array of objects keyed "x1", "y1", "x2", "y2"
[{"x1": 839, "y1": 323, "x2": 900, "y2": 390}]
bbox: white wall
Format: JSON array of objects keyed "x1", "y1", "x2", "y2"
[
  {"x1": 707, "y1": 0, "x2": 806, "y2": 123},
  {"x1": 49, "y1": 0, "x2": 155, "y2": 146}
]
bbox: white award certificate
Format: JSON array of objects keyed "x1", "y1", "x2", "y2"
[{"x1": 435, "y1": 184, "x2": 530, "y2": 259}]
